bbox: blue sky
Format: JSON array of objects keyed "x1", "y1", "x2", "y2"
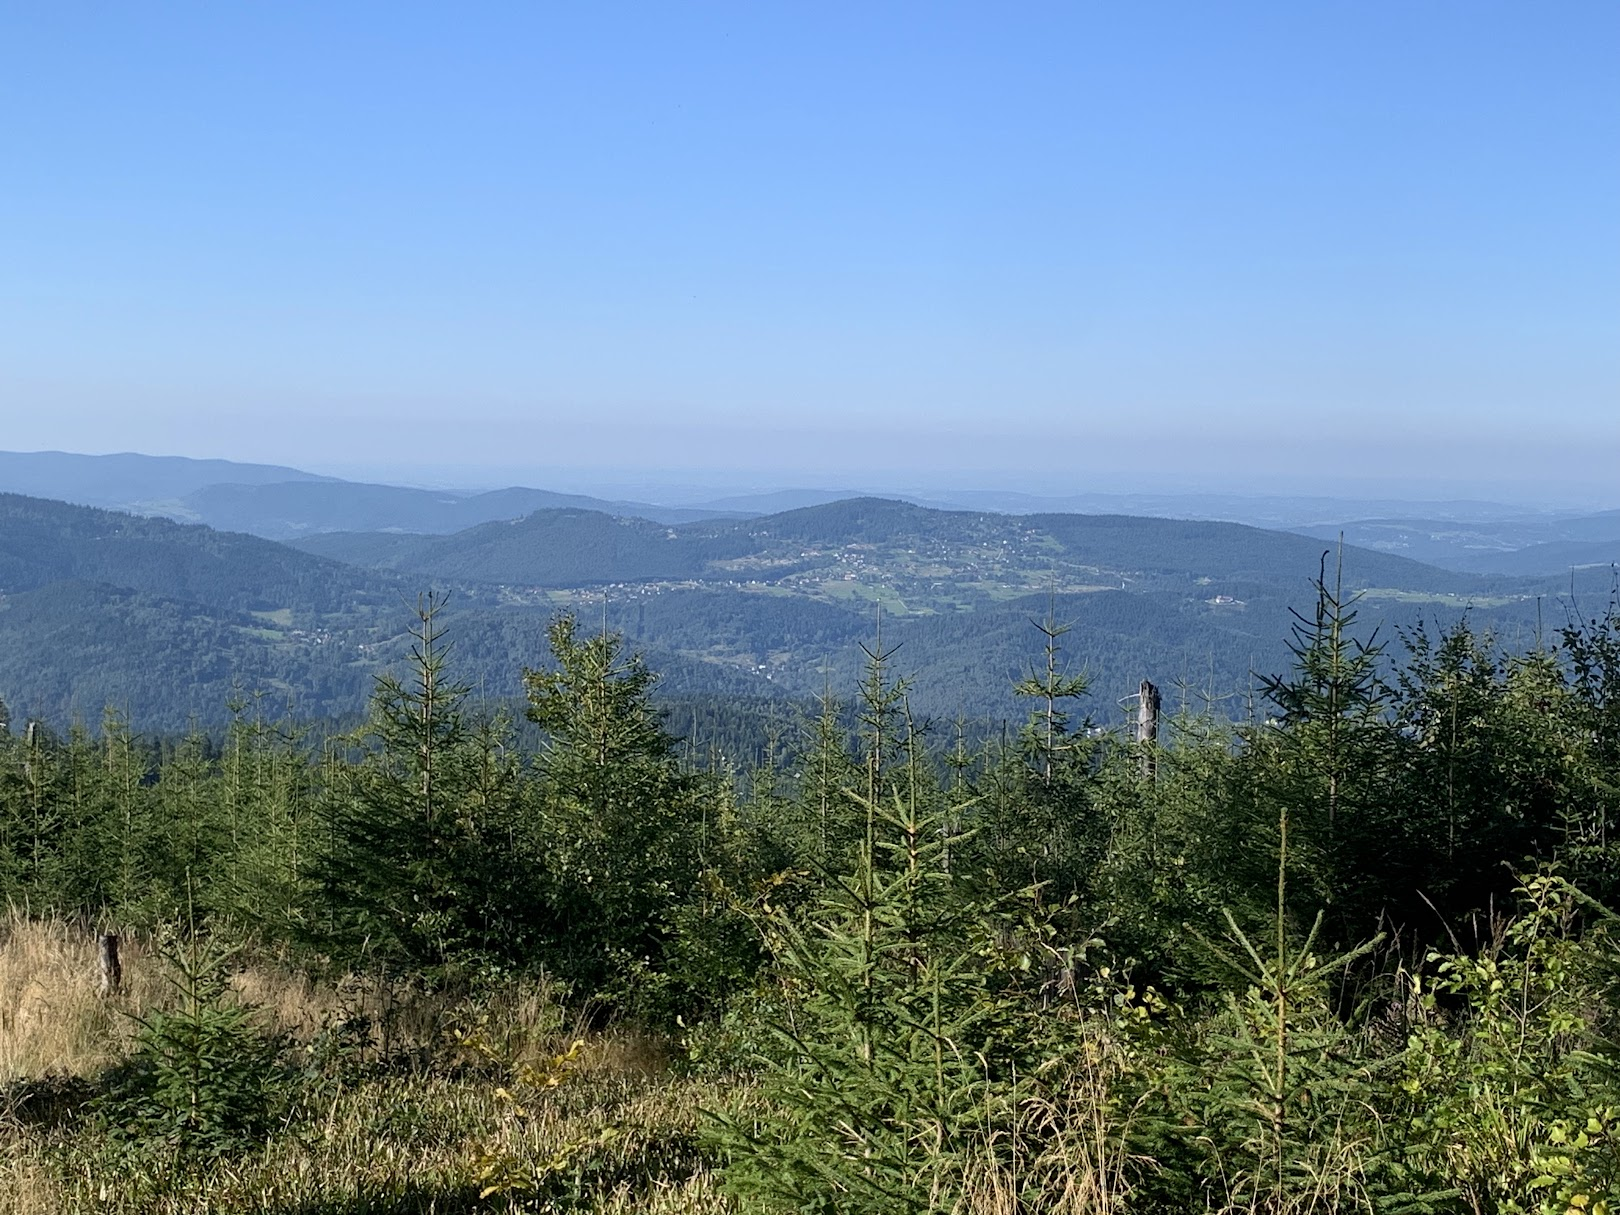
[{"x1": 2, "y1": 4, "x2": 1616, "y2": 501}]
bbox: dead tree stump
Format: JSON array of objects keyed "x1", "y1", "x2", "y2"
[
  {"x1": 98, "y1": 933, "x2": 122, "y2": 998},
  {"x1": 1137, "y1": 679, "x2": 1161, "y2": 781}
]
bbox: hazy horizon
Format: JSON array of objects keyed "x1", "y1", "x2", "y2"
[
  {"x1": 3, "y1": 6, "x2": 1615, "y2": 507},
  {"x1": 4, "y1": 444, "x2": 1615, "y2": 518}
]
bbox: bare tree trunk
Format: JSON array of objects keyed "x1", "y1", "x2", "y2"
[{"x1": 1137, "y1": 679, "x2": 1161, "y2": 780}]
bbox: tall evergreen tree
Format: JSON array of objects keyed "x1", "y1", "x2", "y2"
[
  {"x1": 716, "y1": 789, "x2": 1035, "y2": 1215},
  {"x1": 1252, "y1": 550, "x2": 1400, "y2": 939},
  {"x1": 965, "y1": 610, "x2": 1102, "y2": 909},
  {"x1": 323, "y1": 594, "x2": 528, "y2": 973},
  {"x1": 524, "y1": 613, "x2": 703, "y2": 998},
  {"x1": 1388, "y1": 621, "x2": 1575, "y2": 935},
  {"x1": 1555, "y1": 597, "x2": 1620, "y2": 904},
  {"x1": 210, "y1": 699, "x2": 321, "y2": 941}
]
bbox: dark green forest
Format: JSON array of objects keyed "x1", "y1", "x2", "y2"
[{"x1": 5, "y1": 558, "x2": 1620, "y2": 1211}]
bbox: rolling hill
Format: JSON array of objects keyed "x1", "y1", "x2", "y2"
[
  {"x1": 177, "y1": 480, "x2": 747, "y2": 538},
  {"x1": 1296, "y1": 512, "x2": 1620, "y2": 577},
  {"x1": 284, "y1": 496, "x2": 1572, "y2": 725},
  {"x1": 0, "y1": 494, "x2": 408, "y2": 727},
  {"x1": 0, "y1": 492, "x2": 403, "y2": 615},
  {"x1": 0, "y1": 490, "x2": 1589, "y2": 737},
  {"x1": 290, "y1": 496, "x2": 1506, "y2": 601}
]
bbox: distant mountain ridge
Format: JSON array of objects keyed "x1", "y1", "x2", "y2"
[
  {"x1": 179, "y1": 480, "x2": 748, "y2": 538},
  {"x1": 0, "y1": 450, "x2": 335, "y2": 510},
  {"x1": 9, "y1": 451, "x2": 1617, "y2": 576},
  {"x1": 1294, "y1": 514, "x2": 1620, "y2": 576},
  {"x1": 0, "y1": 449, "x2": 749, "y2": 539},
  {"x1": 905, "y1": 489, "x2": 1538, "y2": 528}
]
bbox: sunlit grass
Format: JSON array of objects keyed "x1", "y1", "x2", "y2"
[{"x1": 0, "y1": 914, "x2": 732, "y2": 1214}]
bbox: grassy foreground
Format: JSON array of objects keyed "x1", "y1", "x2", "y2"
[
  {"x1": 0, "y1": 915, "x2": 1144, "y2": 1214},
  {"x1": 6, "y1": 896, "x2": 1618, "y2": 1215},
  {"x1": 0, "y1": 916, "x2": 735, "y2": 1215}
]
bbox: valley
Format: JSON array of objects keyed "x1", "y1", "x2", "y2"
[{"x1": 0, "y1": 475, "x2": 1592, "y2": 739}]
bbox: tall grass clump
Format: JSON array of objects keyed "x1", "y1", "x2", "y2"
[{"x1": 0, "y1": 911, "x2": 162, "y2": 1082}]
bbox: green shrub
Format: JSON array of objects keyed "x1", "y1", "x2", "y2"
[
  {"x1": 1401, "y1": 872, "x2": 1620, "y2": 1214},
  {"x1": 97, "y1": 931, "x2": 292, "y2": 1162},
  {"x1": 712, "y1": 791, "x2": 1045, "y2": 1214}
]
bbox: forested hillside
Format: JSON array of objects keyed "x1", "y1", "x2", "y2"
[
  {"x1": 287, "y1": 495, "x2": 1570, "y2": 725},
  {"x1": 0, "y1": 491, "x2": 1590, "y2": 733},
  {"x1": 0, "y1": 494, "x2": 412, "y2": 726},
  {"x1": 301, "y1": 495, "x2": 1503, "y2": 596},
  {"x1": 5, "y1": 576, "x2": 1620, "y2": 1212},
  {"x1": 0, "y1": 493, "x2": 401, "y2": 613}
]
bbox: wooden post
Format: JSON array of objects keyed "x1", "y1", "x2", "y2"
[
  {"x1": 98, "y1": 933, "x2": 122, "y2": 998},
  {"x1": 1136, "y1": 679, "x2": 1161, "y2": 780}
]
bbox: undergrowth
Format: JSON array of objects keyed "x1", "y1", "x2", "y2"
[{"x1": 5, "y1": 872, "x2": 1620, "y2": 1213}]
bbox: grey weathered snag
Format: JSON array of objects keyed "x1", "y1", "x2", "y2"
[
  {"x1": 1137, "y1": 679, "x2": 1161, "y2": 780},
  {"x1": 98, "y1": 932, "x2": 122, "y2": 998}
]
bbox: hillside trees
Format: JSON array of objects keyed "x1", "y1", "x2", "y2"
[
  {"x1": 1387, "y1": 622, "x2": 1573, "y2": 937},
  {"x1": 0, "y1": 718, "x2": 68, "y2": 905},
  {"x1": 205, "y1": 700, "x2": 322, "y2": 939},
  {"x1": 523, "y1": 612, "x2": 708, "y2": 1002},
  {"x1": 969, "y1": 608, "x2": 1104, "y2": 907},
  {"x1": 322, "y1": 594, "x2": 533, "y2": 974},
  {"x1": 1555, "y1": 598, "x2": 1620, "y2": 903},
  {"x1": 1250, "y1": 554, "x2": 1400, "y2": 941},
  {"x1": 0, "y1": 713, "x2": 156, "y2": 916},
  {"x1": 718, "y1": 789, "x2": 1038, "y2": 1215}
]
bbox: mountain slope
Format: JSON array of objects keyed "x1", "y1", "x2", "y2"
[
  {"x1": 0, "y1": 490, "x2": 1577, "y2": 736},
  {"x1": 179, "y1": 480, "x2": 746, "y2": 538},
  {"x1": 0, "y1": 450, "x2": 333, "y2": 511},
  {"x1": 0, "y1": 494, "x2": 410, "y2": 728},
  {"x1": 297, "y1": 496, "x2": 1511, "y2": 599},
  {"x1": 0, "y1": 493, "x2": 398, "y2": 614}
]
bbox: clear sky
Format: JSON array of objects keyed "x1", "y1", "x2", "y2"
[{"x1": 2, "y1": 4, "x2": 1616, "y2": 502}]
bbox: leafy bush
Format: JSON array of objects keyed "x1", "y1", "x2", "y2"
[{"x1": 1401, "y1": 872, "x2": 1620, "y2": 1214}]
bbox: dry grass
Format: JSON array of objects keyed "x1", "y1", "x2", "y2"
[
  {"x1": 0, "y1": 913, "x2": 733, "y2": 1215},
  {"x1": 956, "y1": 1031, "x2": 1139, "y2": 1215},
  {"x1": 2, "y1": 1068, "x2": 735, "y2": 1215},
  {"x1": 0, "y1": 911, "x2": 393, "y2": 1081},
  {"x1": 0, "y1": 1154, "x2": 56, "y2": 1215},
  {"x1": 0, "y1": 913, "x2": 167, "y2": 1081}
]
